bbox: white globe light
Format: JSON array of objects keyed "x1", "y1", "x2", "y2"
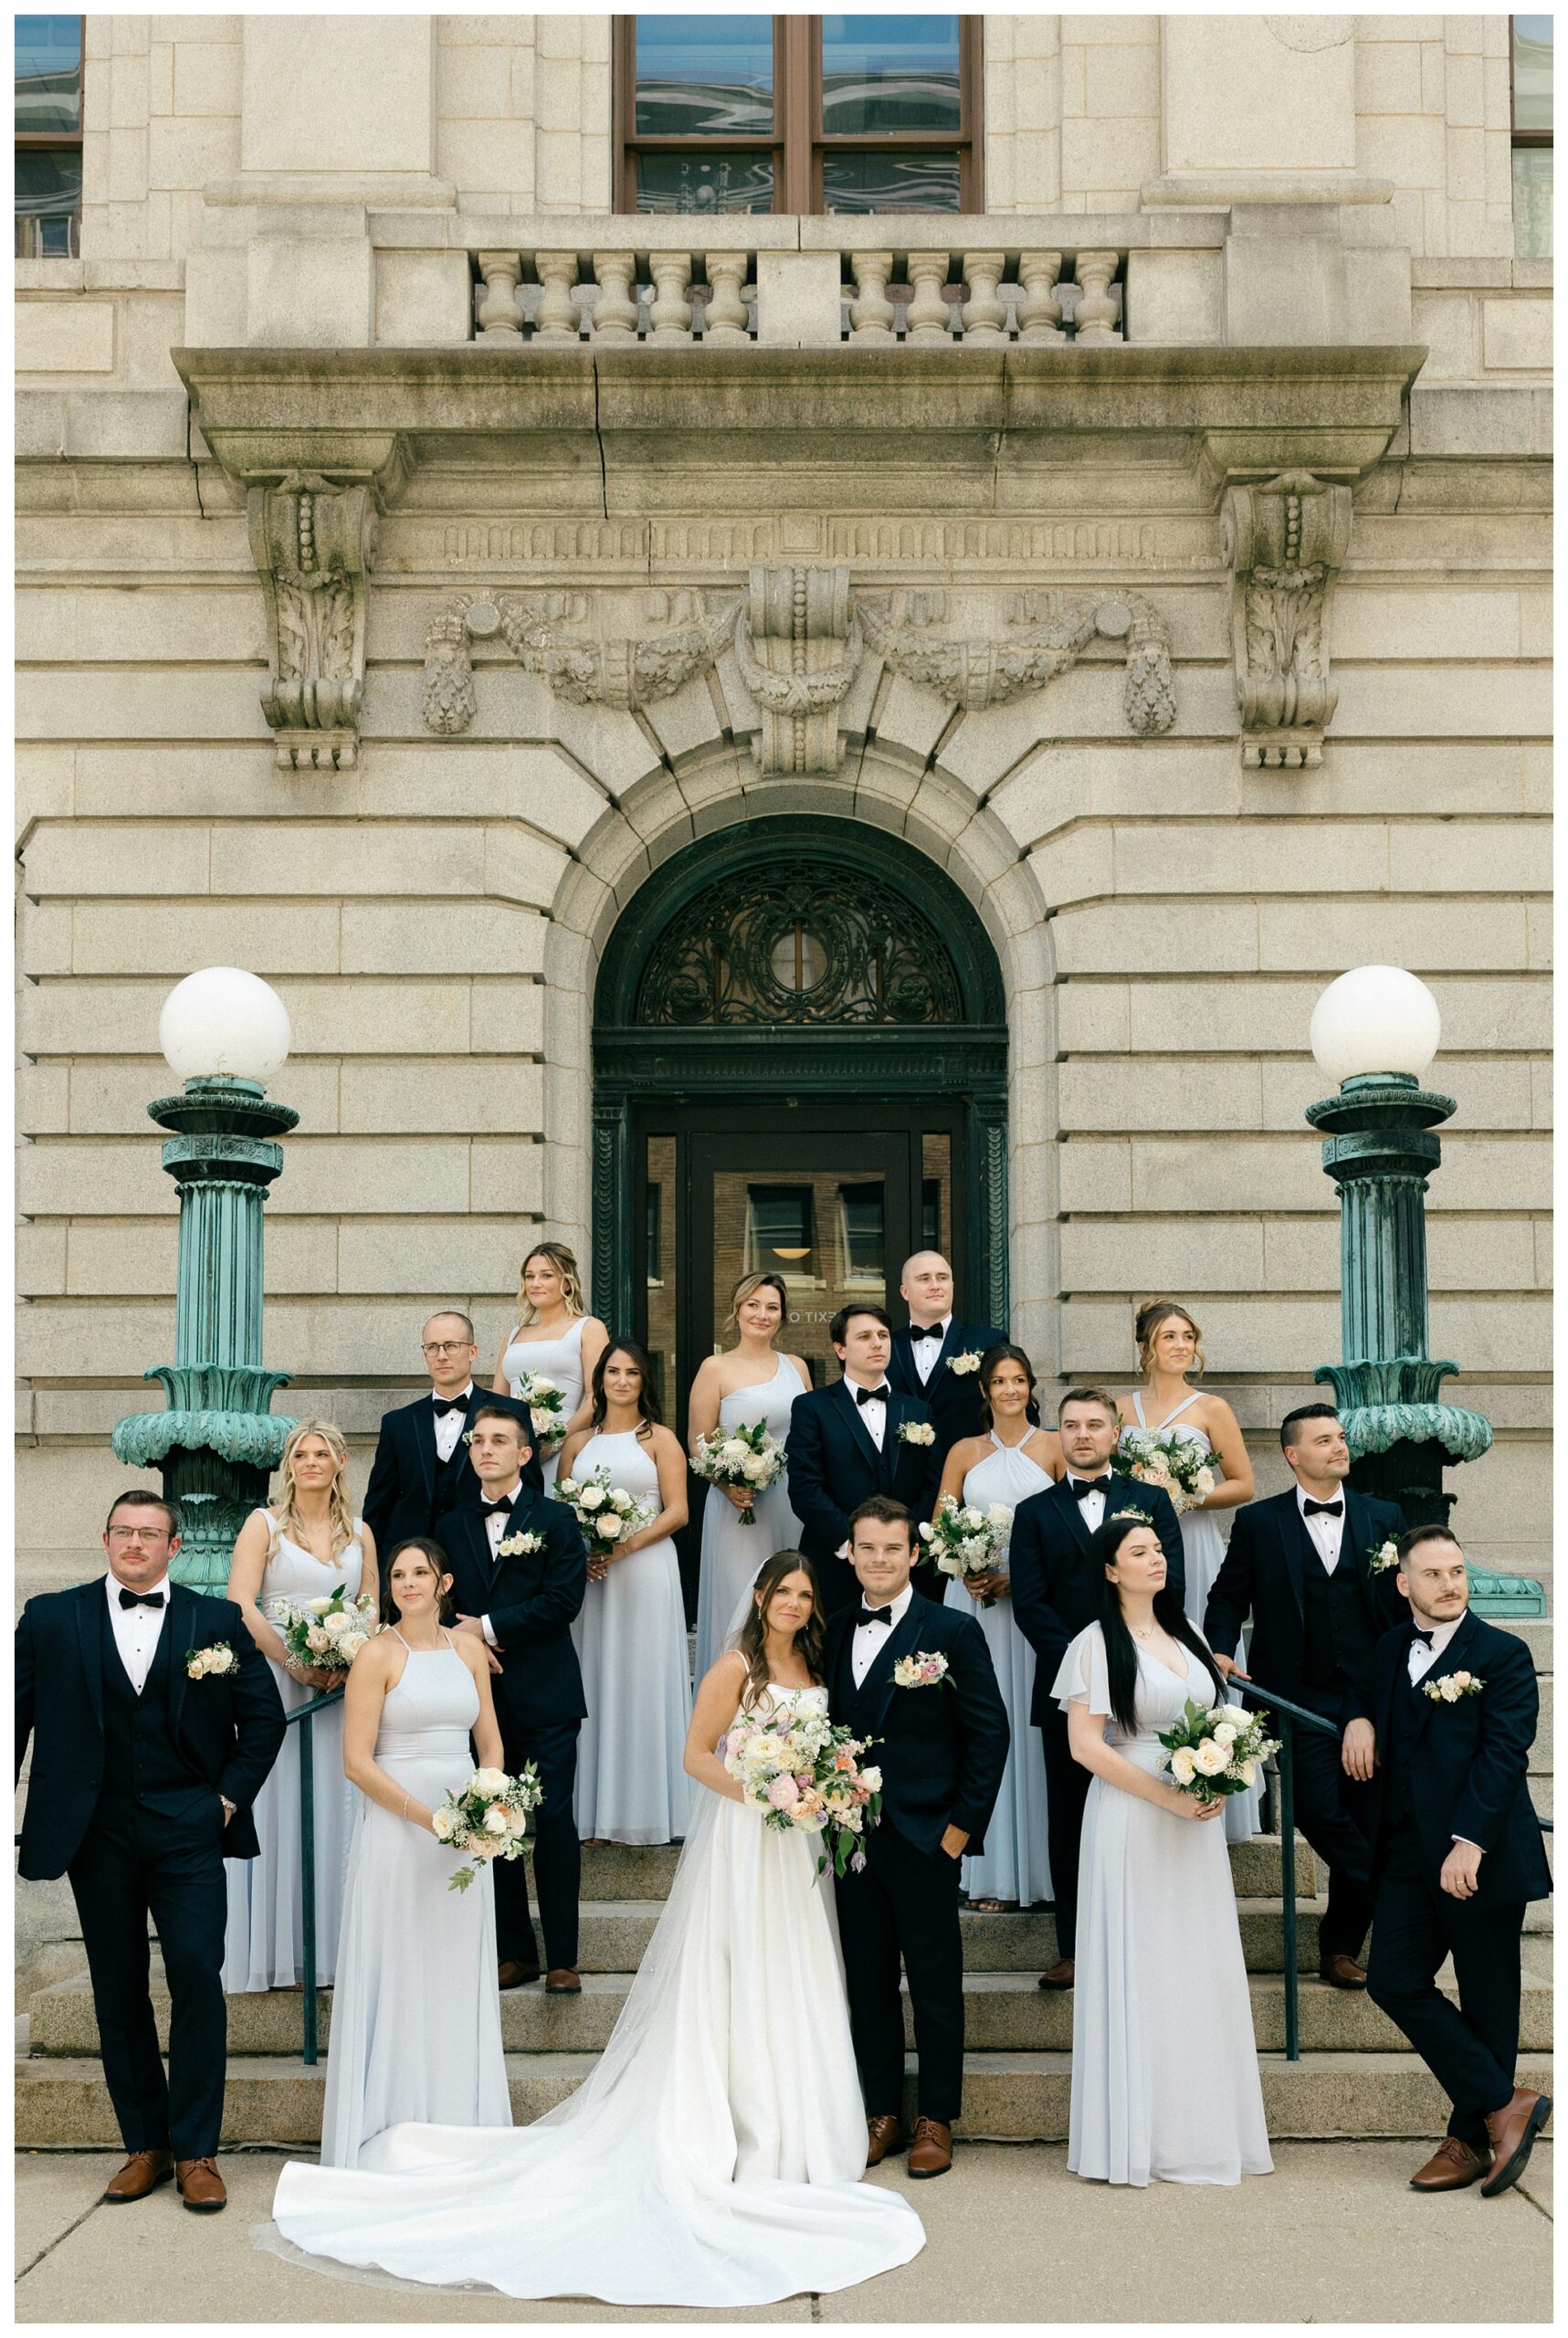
[
  {"x1": 1309, "y1": 965, "x2": 1441, "y2": 1086},
  {"x1": 159, "y1": 968, "x2": 291, "y2": 1083}
]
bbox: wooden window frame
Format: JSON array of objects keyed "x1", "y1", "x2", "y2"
[
  {"x1": 15, "y1": 12, "x2": 86, "y2": 258},
  {"x1": 614, "y1": 14, "x2": 982, "y2": 216}
]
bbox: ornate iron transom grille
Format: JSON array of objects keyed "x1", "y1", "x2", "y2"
[{"x1": 635, "y1": 861, "x2": 965, "y2": 1027}]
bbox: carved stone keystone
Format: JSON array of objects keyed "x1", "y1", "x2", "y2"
[
  {"x1": 1221, "y1": 469, "x2": 1353, "y2": 770},
  {"x1": 732, "y1": 565, "x2": 863, "y2": 774}
]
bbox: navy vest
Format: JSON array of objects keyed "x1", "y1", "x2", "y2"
[
  {"x1": 1384, "y1": 1656, "x2": 1428, "y2": 1832},
  {"x1": 1300, "y1": 1543, "x2": 1377, "y2": 1688},
  {"x1": 97, "y1": 1596, "x2": 190, "y2": 1811}
]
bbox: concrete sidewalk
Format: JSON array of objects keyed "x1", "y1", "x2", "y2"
[{"x1": 15, "y1": 2143, "x2": 1551, "y2": 2323}]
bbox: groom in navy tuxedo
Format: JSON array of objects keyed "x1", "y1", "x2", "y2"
[
  {"x1": 786, "y1": 1304, "x2": 942, "y2": 1620},
  {"x1": 886, "y1": 1249, "x2": 1006, "y2": 1475},
  {"x1": 363, "y1": 1309, "x2": 541, "y2": 1561},
  {"x1": 826, "y1": 1497, "x2": 1009, "y2": 2181}
]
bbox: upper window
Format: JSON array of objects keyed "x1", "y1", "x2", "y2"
[
  {"x1": 614, "y1": 14, "x2": 980, "y2": 214},
  {"x1": 1511, "y1": 14, "x2": 1552, "y2": 258},
  {"x1": 16, "y1": 13, "x2": 82, "y2": 258}
]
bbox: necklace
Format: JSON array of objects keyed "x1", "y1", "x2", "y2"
[{"x1": 1130, "y1": 1622, "x2": 1155, "y2": 1642}]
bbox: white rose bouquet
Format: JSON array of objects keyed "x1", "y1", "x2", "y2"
[
  {"x1": 433, "y1": 1763, "x2": 542, "y2": 1892},
  {"x1": 555, "y1": 1465, "x2": 657, "y2": 1554},
  {"x1": 723, "y1": 1703, "x2": 884, "y2": 1880},
  {"x1": 269, "y1": 1585, "x2": 379, "y2": 1672},
  {"x1": 918, "y1": 1493, "x2": 1014, "y2": 1606},
  {"x1": 690, "y1": 1420, "x2": 787, "y2": 1526},
  {"x1": 1117, "y1": 1427, "x2": 1218, "y2": 1516},
  {"x1": 1158, "y1": 1695, "x2": 1279, "y2": 1806},
  {"x1": 510, "y1": 1370, "x2": 566, "y2": 1454}
]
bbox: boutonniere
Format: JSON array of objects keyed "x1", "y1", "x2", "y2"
[
  {"x1": 1423, "y1": 1670, "x2": 1484, "y2": 1703},
  {"x1": 894, "y1": 1651, "x2": 950, "y2": 1689},
  {"x1": 185, "y1": 1641, "x2": 237, "y2": 1680},
  {"x1": 946, "y1": 1350, "x2": 983, "y2": 1376},
  {"x1": 497, "y1": 1531, "x2": 543, "y2": 1558},
  {"x1": 1367, "y1": 1539, "x2": 1401, "y2": 1574},
  {"x1": 897, "y1": 1420, "x2": 936, "y2": 1447}
]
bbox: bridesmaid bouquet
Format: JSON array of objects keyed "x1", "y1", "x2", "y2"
[
  {"x1": 690, "y1": 1422, "x2": 788, "y2": 1526},
  {"x1": 918, "y1": 1494, "x2": 1014, "y2": 1606},
  {"x1": 723, "y1": 1707, "x2": 885, "y2": 1879},
  {"x1": 434, "y1": 1763, "x2": 542, "y2": 1893},
  {"x1": 1158, "y1": 1698, "x2": 1280, "y2": 1806},
  {"x1": 270, "y1": 1585, "x2": 379, "y2": 1670},
  {"x1": 510, "y1": 1370, "x2": 566, "y2": 1454},
  {"x1": 1118, "y1": 1427, "x2": 1218, "y2": 1516},
  {"x1": 555, "y1": 1466, "x2": 657, "y2": 1553}
]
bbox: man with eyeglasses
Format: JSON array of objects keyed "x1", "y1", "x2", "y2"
[
  {"x1": 16, "y1": 1490, "x2": 286, "y2": 2215},
  {"x1": 362, "y1": 1309, "x2": 542, "y2": 1563}
]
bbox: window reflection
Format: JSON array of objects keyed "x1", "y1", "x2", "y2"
[
  {"x1": 16, "y1": 15, "x2": 81, "y2": 136},
  {"x1": 635, "y1": 15, "x2": 773, "y2": 136},
  {"x1": 822, "y1": 151, "x2": 962, "y2": 214},
  {"x1": 820, "y1": 14, "x2": 961, "y2": 134},
  {"x1": 1512, "y1": 15, "x2": 1553, "y2": 258}
]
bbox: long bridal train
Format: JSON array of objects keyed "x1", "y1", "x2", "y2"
[{"x1": 269, "y1": 1686, "x2": 923, "y2": 2307}]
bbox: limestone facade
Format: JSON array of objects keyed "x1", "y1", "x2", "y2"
[{"x1": 15, "y1": 16, "x2": 1552, "y2": 1607}]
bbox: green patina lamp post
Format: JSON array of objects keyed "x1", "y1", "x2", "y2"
[
  {"x1": 111, "y1": 968, "x2": 298, "y2": 1592},
  {"x1": 1306, "y1": 964, "x2": 1542, "y2": 1619}
]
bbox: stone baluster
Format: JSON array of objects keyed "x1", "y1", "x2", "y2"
[
  {"x1": 960, "y1": 249, "x2": 1008, "y2": 343},
  {"x1": 589, "y1": 251, "x2": 642, "y2": 342},
  {"x1": 848, "y1": 249, "x2": 897, "y2": 341},
  {"x1": 905, "y1": 250, "x2": 954, "y2": 343},
  {"x1": 702, "y1": 251, "x2": 751, "y2": 342},
  {"x1": 647, "y1": 252, "x2": 694, "y2": 342},
  {"x1": 1016, "y1": 250, "x2": 1066, "y2": 344},
  {"x1": 533, "y1": 251, "x2": 582, "y2": 342},
  {"x1": 475, "y1": 250, "x2": 524, "y2": 341},
  {"x1": 1071, "y1": 249, "x2": 1122, "y2": 343}
]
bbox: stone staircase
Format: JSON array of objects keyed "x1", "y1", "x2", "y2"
[{"x1": 16, "y1": 1830, "x2": 1552, "y2": 2149}]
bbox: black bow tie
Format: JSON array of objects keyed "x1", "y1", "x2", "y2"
[
  {"x1": 857, "y1": 1605, "x2": 893, "y2": 1628},
  {"x1": 118, "y1": 1587, "x2": 164, "y2": 1611},
  {"x1": 909, "y1": 1323, "x2": 942, "y2": 1343},
  {"x1": 856, "y1": 1384, "x2": 889, "y2": 1407},
  {"x1": 432, "y1": 1396, "x2": 467, "y2": 1417},
  {"x1": 1303, "y1": 1499, "x2": 1344, "y2": 1519},
  {"x1": 1412, "y1": 1627, "x2": 1434, "y2": 1647},
  {"x1": 1071, "y1": 1477, "x2": 1110, "y2": 1501},
  {"x1": 481, "y1": 1496, "x2": 513, "y2": 1513}
]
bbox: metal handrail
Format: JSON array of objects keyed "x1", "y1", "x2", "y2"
[
  {"x1": 1228, "y1": 1680, "x2": 1338, "y2": 2063},
  {"x1": 283, "y1": 1684, "x2": 345, "y2": 2065}
]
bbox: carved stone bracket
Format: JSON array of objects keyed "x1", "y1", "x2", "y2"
[
  {"x1": 733, "y1": 566, "x2": 861, "y2": 774},
  {"x1": 247, "y1": 474, "x2": 377, "y2": 772},
  {"x1": 423, "y1": 589, "x2": 737, "y2": 728},
  {"x1": 858, "y1": 587, "x2": 1177, "y2": 733},
  {"x1": 1220, "y1": 469, "x2": 1353, "y2": 770}
]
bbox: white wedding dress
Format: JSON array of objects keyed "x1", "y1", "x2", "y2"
[
  {"x1": 269, "y1": 1687, "x2": 925, "y2": 2305},
  {"x1": 692, "y1": 1355, "x2": 806, "y2": 1681},
  {"x1": 572, "y1": 1427, "x2": 692, "y2": 1844},
  {"x1": 500, "y1": 1315, "x2": 587, "y2": 1491},
  {"x1": 1054, "y1": 1623, "x2": 1273, "y2": 2188}
]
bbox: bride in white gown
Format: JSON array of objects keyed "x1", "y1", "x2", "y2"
[{"x1": 269, "y1": 1548, "x2": 924, "y2": 2306}]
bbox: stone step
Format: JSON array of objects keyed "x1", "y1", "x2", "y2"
[
  {"x1": 16, "y1": 2048, "x2": 1553, "y2": 2151},
  {"x1": 29, "y1": 1964, "x2": 1551, "y2": 2061}
]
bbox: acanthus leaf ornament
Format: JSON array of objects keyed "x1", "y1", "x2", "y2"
[
  {"x1": 732, "y1": 565, "x2": 863, "y2": 774},
  {"x1": 247, "y1": 472, "x2": 377, "y2": 772},
  {"x1": 857, "y1": 587, "x2": 1177, "y2": 733},
  {"x1": 1220, "y1": 469, "x2": 1352, "y2": 770}
]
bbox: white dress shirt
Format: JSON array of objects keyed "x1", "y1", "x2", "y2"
[
  {"x1": 1297, "y1": 1482, "x2": 1347, "y2": 1573},
  {"x1": 909, "y1": 1317, "x2": 951, "y2": 1385},
  {"x1": 1407, "y1": 1614, "x2": 1464, "y2": 1685},
  {"x1": 850, "y1": 1580, "x2": 914, "y2": 1690},
  {"x1": 1068, "y1": 1475, "x2": 1110, "y2": 1536},
  {"x1": 478, "y1": 1480, "x2": 523, "y2": 1648},
  {"x1": 432, "y1": 1383, "x2": 476, "y2": 1466},
  {"x1": 848, "y1": 1380, "x2": 889, "y2": 1452},
  {"x1": 105, "y1": 1571, "x2": 171, "y2": 1694}
]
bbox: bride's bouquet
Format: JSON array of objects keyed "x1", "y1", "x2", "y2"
[
  {"x1": 510, "y1": 1370, "x2": 566, "y2": 1454},
  {"x1": 1118, "y1": 1427, "x2": 1217, "y2": 1516},
  {"x1": 918, "y1": 1493, "x2": 1014, "y2": 1606},
  {"x1": 434, "y1": 1764, "x2": 542, "y2": 1892},
  {"x1": 1158, "y1": 1697, "x2": 1279, "y2": 1807},
  {"x1": 270, "y1": 1585, "x2": 378, "y2": 1670},
  {"x1": 555, "y1": 1465, "x2": 657, "y2": 1555},
  {"x1": 690, "y1": 1421, "x2": 787, "y2": 1526},
  {"x1": 723, "y1": 1705, "x2": 884, "y2": 1880}
]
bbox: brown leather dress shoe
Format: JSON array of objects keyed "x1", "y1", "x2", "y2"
[
  {"x1": 1037, "y1": 1958, "x2": 1075, "y2": 1990},
  {"x1": 175, "y1": 2156, "x2": 227, "y2": 2213},
  {"x1": 1319, "y1": 1954, "x2": 1368, "y2": 1990},
  {"x1": 1481, "y1": 2088, "x2": 1552, "y2": 2196},
  {"x1": 498, "y1": 1961, "x2": 541, "y2": 1989},
  {"x1": 908, "y1": 2117, "x2": 953, "y2": 2178},
  {"x1": 544, "y1": 1967, "x2": 582, "y2": 1994},
  {"x1": 865, "y1": 2114, "x2": 904, "y2": 2168},
  {"x1": 1410, "y1": 2137, "x2": 1489, "y2": 2192},
  {"x1": 103, "y1": 2149, "x2": 174, "y2": 2203}
]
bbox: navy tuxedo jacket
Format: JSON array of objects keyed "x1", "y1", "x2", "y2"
[
  {"x1": 824, "y1": 1585, "x2": 1009, "y2": 1855},
  {"x1": 362, "y1": 1385, "x2": 542, "y2": 1563},
  {"x1": 439, "y1": 1482, "x2": 587, "y2": 1729},
  {"x1": 1204, "y1": 1485, "x2": 1406, "y2": 1701},
  {"x1": 785, "y1": 1379, "x2": 942, "y2": 1598},
  {"x1": 1356, "y1": 1610, "x2": 1551, "y2": 1909},
  {"x1": 887, "y1": 1318, "x2": 1008, "y2": 1462},
  {"x1": 15, "y1": 1577, "x2": 287, "y2": 1877},
  {"x1": 1009, "y1": 1471, "x2": 1185, "y2": 1726}
]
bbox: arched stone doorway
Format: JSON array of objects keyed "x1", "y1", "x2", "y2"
[{"x1": 592, "y1": 816, "x2": 1008, "y2": 1430}]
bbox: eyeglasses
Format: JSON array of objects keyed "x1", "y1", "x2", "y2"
[
  {"x1": 422, "y1": 1341, "x2": 470, "y2": 1356},
  {"x1": 107, "y1": 1525, "x2": 171, "y2": 1544}
]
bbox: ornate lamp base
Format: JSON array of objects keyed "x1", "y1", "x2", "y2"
[{"x1": 112, "y1": 1363, "x2": 295, "y2": 1594}]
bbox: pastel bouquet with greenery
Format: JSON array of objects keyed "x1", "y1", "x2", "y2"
[
  {"x1": 1118, "y1": 1427, "x2": 1218, "y2": 1516},
  {"x1": 433, "y1": 1764, "x2": 542, "y2": 1893},
  {"x1": 270, "y1": 1585, "x2": 378, "y2": 1670},
  {"x1": 1158, "y1": 1697, "x2": 1280, "y2": 1806},
  {"x1": 723, "y1": 1700, "x2": 884, "y2": 1880},
  {"x1": 917, "y1": 1493, "x2": 1014, "y2": 1605},
  {"x1": 690, "y1": 1420, "x2": 788, "y2": 1525}
]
